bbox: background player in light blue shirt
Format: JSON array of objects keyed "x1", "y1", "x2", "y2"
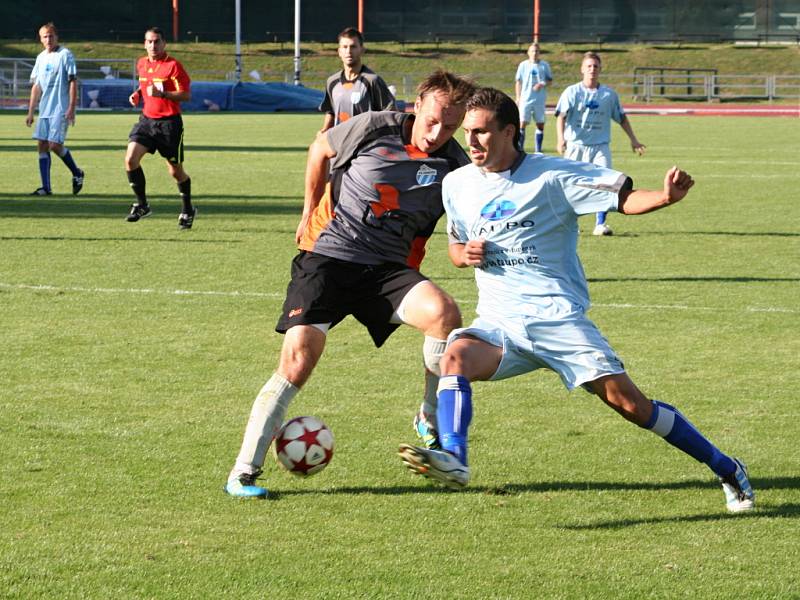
[
  {"x1": 25, "y1": 22, "x2": 84, "y2": 196},
  {"x1": 399, "y1": 88, "x2": 755, "y2": 514},
  {"x1": 514, "y1": 42, "x2": 552, "y2": 153},
  {"x1": 555, "y1": 52, "x2": 644, "y2": 236}
]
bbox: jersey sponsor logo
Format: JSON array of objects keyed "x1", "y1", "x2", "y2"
[
  {"x1": 350, "y1": 90, "x2": 365, "y2": 104},
  {"x1": 585, "y1": 98, "x2": 600, "y2": 110},
  {"x1": 415, "y1": 164, "x2": 437, "y2": 186},
  {"x1": 480, "y1": 199, "x2": 516, "y2": 221},
  {"x1": 288, "y1": 307, "x2": 303, "y2": 318}
]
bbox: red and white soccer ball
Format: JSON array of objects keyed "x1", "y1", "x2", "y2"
[{"x1": 274, "y1": 416, "x2": 334, "y2": 477}]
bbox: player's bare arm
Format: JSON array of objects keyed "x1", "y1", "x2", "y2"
[
  {"x1": 296, "y1": 133, "x2": 337, "y2": 243},
  {"x1": 319, "y1": 113, "x2": 335, "y2": 134},
  {"x1": 26, "y1": 84, "x2": 42, "y2": 127},
  {"x1": 556, "y1": 113, "x2": 567, "y2": 154},
  {"x1": 618, "y1": 166, "x2": 694, "y2": 215},
  {"x1": 67, "y1": 78, "x2": 77, "y2": 125},
  {"x1": 620, "y1": 116, "x2": 645, "y2": 155},
  {"x1": 448, "y1": 239, "x2": 486, "y2": 267}
]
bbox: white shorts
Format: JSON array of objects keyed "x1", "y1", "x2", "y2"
[
  {"x1": 564, "y1": 143, "x2": 612, "y2": 168},
  {"x1": 33, "y1": 115, "x2": 69, "y2": 145},
  {"x1": 448, "y1": 315, "x2": 625, "y2": 391},
  {"x1": 520, "y1": 100, "x2": 546, "y2": 125}
]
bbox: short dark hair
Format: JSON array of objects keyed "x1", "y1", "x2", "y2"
[
  {"x1": 416, "y1": 69, "x2": 475, "y2": 106},
  {"x1": 338, "y1": 27, "x2": 364, "y2": 46},
  {"x1": 145, "y1": 27, "x2": 165, "y2": 40},
  {"x1": 466, "y1": 87, "x2": 521, "y2": 149}
]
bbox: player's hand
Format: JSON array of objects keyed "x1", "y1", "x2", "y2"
[
  {"x1": 631, "y1": 141, "x2": 646, "y2": 156},
  {"x1": 25, "y1": 113, "x2": 34, "y2": 127},
  {"x1": 66, "y1": 107, "x2": 75, "y2": 126},
  {"x1": 295, "y1": 213, "x2": 311, "y2": 245},
  {"x1": 556, "y1": 139, "x2": 566, "y2": 155},
  {"x1": 533, "y1": 83, "x2": 544, "y2": 92},
  {"x1": 462, "y1": 238, "x2": 486, "y2": 266},
  {"x1": 664, "y1": 166, "x2": 694, "y2": 204}
]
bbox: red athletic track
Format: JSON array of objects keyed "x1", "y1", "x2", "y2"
[{"x1": 619, "y1": 103, "x2": 799, "y2": 117}]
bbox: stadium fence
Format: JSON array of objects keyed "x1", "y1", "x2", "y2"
[{"x1": 2, "y1": 58, "x2": 799, "y2": 109}]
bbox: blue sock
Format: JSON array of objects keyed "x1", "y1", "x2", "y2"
[
  {"x1": 436, "y1": 375, "x2": 473, "y2": 464},
  {"x1": 57, "y1": 147, "x2": 81, "y2": 176},
  {"x1": 535, "y1": 130, "x2": 544, "y2": 153},
  {"x1": 596, "y1": 211, "x2": 607, "y2": 226},
  {"x1": 644, "y1": 400, "x2": 736, "y2": 477},
  {"x1": 38, "y1": 152, "x2": 51, "y2": 191},
  {"x1": 517, "y1": 128, "x2": 526, "y2": 152}
]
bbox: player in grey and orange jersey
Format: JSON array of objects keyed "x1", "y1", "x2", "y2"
[
  {"x1": 318, "y1": 27, "x2": 397, "y2": 133},
  {"x1": 224, "y1": 70, "x2": 476, "y2": 498}
]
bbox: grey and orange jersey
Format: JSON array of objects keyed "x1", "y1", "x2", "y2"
[
  {"x1": 299, "y1": 111, "x2": 468, "y2": 269},
  {"x1": 319, "y1": 66, "x2": 397, "y2": 126}
]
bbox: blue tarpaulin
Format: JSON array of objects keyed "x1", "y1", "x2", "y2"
[{"x1": 79, "y1": 80, "x2": 324, "y2": 112}]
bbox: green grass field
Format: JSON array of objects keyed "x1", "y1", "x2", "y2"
[{"x1": 1, "y1": 111, "x2": 799, "y2": 598}]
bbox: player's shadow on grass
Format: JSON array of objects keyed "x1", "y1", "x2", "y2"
[
  {"x1": 271, "y1": 474, "x2": 800, "y2": 504},
  {"x1": 642, "y1": 230, "x2": 800, "y2": 238},
  {"x1": 559, "y1": 503, "x2": 800, "y2": 530},
  {"x1": 589, "y1": 275, "x2": 800, "y2": 283},
  {"x1": 0, "y1": 144, "x2": 309, "y2": 153},
  {"x1": 0, "y1": 194, "x2": 302, "y2": 218}
]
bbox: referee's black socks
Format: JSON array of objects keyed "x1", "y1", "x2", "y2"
[
  {"x1": 127, "y1": 167, "x2": 147, "y2": 206},
  {"x1": 178, "y1": 177, "x2": 192, "y2": 213}
]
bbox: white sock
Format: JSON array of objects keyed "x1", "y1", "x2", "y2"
[
  {"x1": 421, "y1": 336, "x2": 447, "y2": 426},
  {"x1": 230, "y1": 373, "x2": 298, "y2": 479}
]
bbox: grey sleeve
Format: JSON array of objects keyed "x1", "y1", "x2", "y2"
[{"x1": 370, "y1": 75, "x2": 397, "y2": 112}]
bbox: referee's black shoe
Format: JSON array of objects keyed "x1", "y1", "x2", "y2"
[
  {"x1": 178, "y1": 207, "x2": 197, "y2": 230},
  {"x1": 126, "y1": 203, "x2": 152, "y2": 222}
]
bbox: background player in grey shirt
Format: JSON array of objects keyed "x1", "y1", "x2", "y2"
[
  {"x1": 225, "y1": 70, "x2": 476, "y2": 499},
  {"x1": 319, "y1": 27, "x2": 397, "y2": 134}
]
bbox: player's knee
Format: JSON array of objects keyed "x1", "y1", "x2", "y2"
[
  {"x1": 607, "y1": 388, "x2": 651, "y2": 426},
  {"x1": 277, "y1": 351, "x2": 315, "y2": 388},
  {"x1": 439, "y1": 347, "x2": 466, "y2": 376},
  {"x1": 433, "y1": 293, "x2": 462, "y2": 333},
  {"x1": 124, "y1": 155, "x2": 139, "y2": 171}
]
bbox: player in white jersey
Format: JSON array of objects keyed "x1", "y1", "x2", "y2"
[
  {"x1": 555, "y1": 52, "x2": 644, "y2": 236},
  {"x1": 25, "y1": 22, "x2": 84, "y2": 196},
  {"x1": 399, "y1": 88, "x2": 755, "y2": 514},
  {"x1": 514, "y1": 42, "x2": 552, "y2": 153}
]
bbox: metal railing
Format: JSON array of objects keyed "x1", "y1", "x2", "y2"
[
  {"x1": 3, "y1": 56, "x2": 800, "y2": 108},
  {"x1": 0, "y1": 58, "x2": 135, "y2": 109}
]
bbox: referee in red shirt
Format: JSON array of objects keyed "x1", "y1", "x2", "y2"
[{"x1": 124, "y1": 27, "x2": 196, "y2": 229}]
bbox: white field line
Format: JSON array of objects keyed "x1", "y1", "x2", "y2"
[
  {"x1": 1, "y1": 282, "x2": 796, "y2": 314},
  {"x1": 0, "y1": 282, "x2": 281, "y2": 299}
]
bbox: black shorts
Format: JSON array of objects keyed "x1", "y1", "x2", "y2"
[
  {"x1": 275, "y1": 251, "x2": 429, "y2": 347},
  {"x1": 128, "y1": 114, "x2": 185, "y2": 164}
]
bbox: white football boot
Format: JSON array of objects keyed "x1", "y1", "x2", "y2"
[
  {"x1": 720, "y1": 458, "x2": 755, "y2": 513},
  {"x1": 398, "y1": 443, "x2": 469, "y2": 489}
]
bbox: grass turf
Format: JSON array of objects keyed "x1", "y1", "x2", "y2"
[{"x1": 1, "y1": 112, "x2": 799, "y2": 598}]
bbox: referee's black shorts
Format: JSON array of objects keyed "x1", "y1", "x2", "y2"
[
  {"x1": 128, "y1": 114, "x2": 185, "y2": 164},
  {"x1": 275, "y1": 251, "x2": 429, "y2": 347}
]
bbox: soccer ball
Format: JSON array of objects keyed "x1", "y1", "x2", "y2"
[{"x1": 274, "y1": 416, "x2": 334, "y2": 477}]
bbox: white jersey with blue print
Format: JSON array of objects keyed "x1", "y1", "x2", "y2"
[
  {"x1": 515, "y1": 59, "x2": 552, "y2": 106},
  {"x1": 555, "y1": 83, "x2": 624, "y2": 146},
  {"x1": 30, "y1": 46, "x2": 77, "y2": 118},
  {"x1": 442, "y1": 153, "x2": 629, "y2": 322}
]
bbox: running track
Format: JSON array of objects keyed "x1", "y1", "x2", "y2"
[{"x1": 620, "y1": 103, "x2": 799, "y2": 117}]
